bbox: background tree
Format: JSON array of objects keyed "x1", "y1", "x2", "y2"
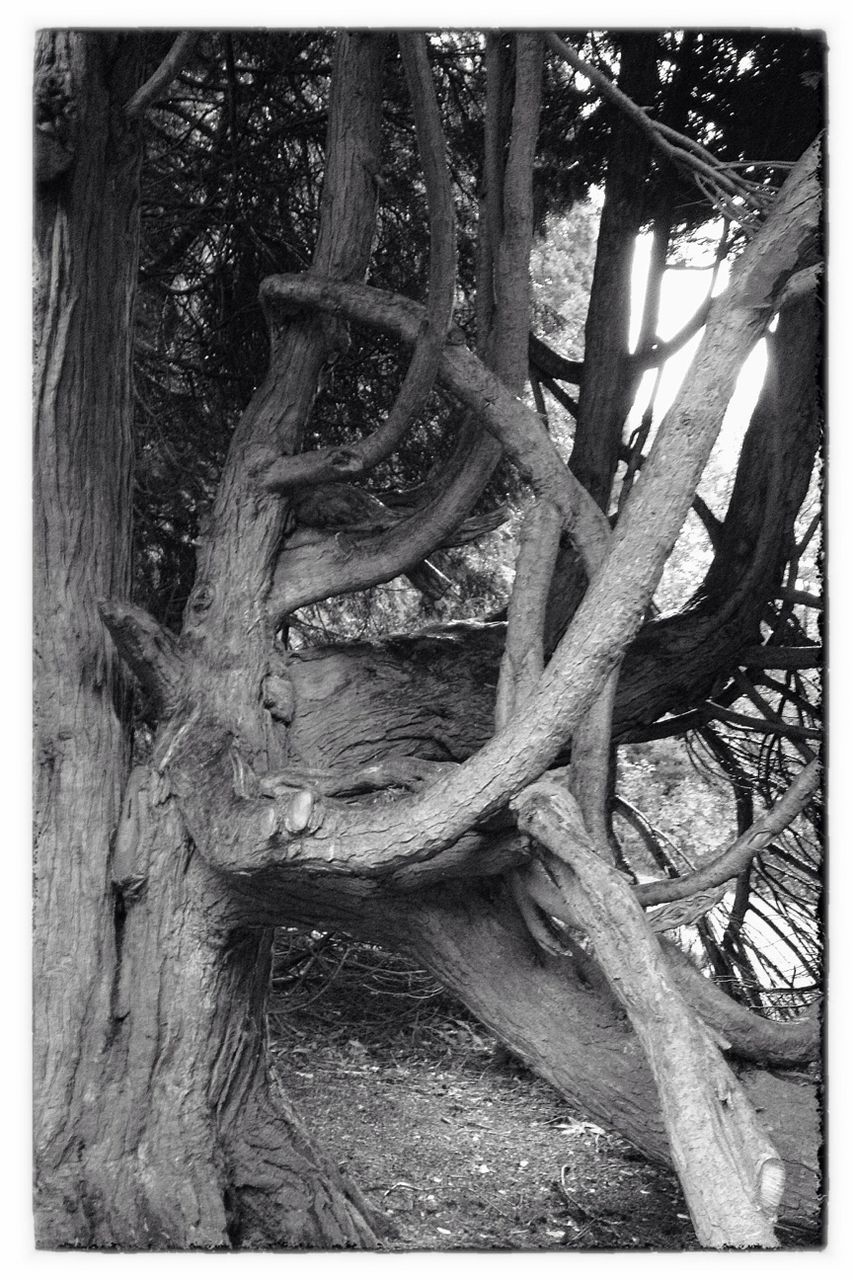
[{"x1": 34, "y1": 28, "x2": 824, "y2": 1249}]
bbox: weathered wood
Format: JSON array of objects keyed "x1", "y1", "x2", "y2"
[
  {"x1": 513, "y1": 779, "x2": 783, "y2": 1246},
  {"x1": 34, "y1": 31, "x2": 390, "y2": 1249},
  {"x1": 33, "y1": 31, "x2": 142, "y2": 1245}
]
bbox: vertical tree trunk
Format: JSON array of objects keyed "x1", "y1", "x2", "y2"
[
  {"x1": 33, "y1": 30, "x2": 385, "y2": 1248},
  {"x1": 570, "y1": 32, "x2": 660, "y2": 510},
  {"x1": 33, "y1": 31, "x2": 141, "y2": 1244}
]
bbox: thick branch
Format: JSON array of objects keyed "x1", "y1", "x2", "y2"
[
  {"x1": 259, "y1": 275, "x2": 611, "y2": 586},
  {"x1": 183, "y1": 33, "x2": 385, "y2": 658},
  {"x1": 570, "y1": 32, "x2": 659, "y2": 511},
  {"x1": 244, "y1": 143, "x2": 819, "y2": 875},
  {"x1": 569, "y1": 671, "x2": 620, "y2": 853},
  {"x1": 492, "y1": 34, "x2": 543, "y2": 391},
  {"x1": 98, "y1": 599, "x2": 183, "y2": 713},
  {"x1": 659, "y1": 939, "x2": 820, "y2": 1068},
  {"x1": 125, "y1": 33, "x2": 197, "y2": 119},
  {"x1": 495, "y1": 499, "x2": 562, "y2": 729},
  {"x1": 258, "y1": 33, "x2": 456, "y2": 495},
  {"x1": 513, "y1": 780, "x2": 783, "y2": 1247},
  {"x1": 269, "y1": 422, "x2": 502, "y2": 616}
]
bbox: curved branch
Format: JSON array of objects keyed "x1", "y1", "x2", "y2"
[
  {"x1": 98, "y1": 599, "x2": 184, "y2": 713},
  {"x1": 659, "y1": 940, "x2": 820, "y2": 1067},
  {"x1": 269, "y1": 419, "x2": 502, "y2": 616},
  {"x1": 635, "y1": 759, "x2": 821, "y2": 907},
  {"x1": 245, "y1": 143, "x2": 820, "y2": 872},
  {"x1": 125, "y1": 33, "x2": 197, "y2": 120},
  {"x1": 259, "y1": 275, "x2": 611, "y2": 586},
  {"x1": 259, "y1": 33, "x2": 456, "y2": 495}
]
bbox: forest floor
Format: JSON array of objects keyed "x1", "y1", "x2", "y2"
[{"x1": 268, "y1": 931, "x2": 698, "y2": 1252}]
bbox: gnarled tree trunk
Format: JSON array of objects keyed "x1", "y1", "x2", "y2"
[
  {"x1": 34, "y1": 28, "x2": 823, "y2": 1250},
  {"x1": 33, "y1": 29, "x2": 384, "y2": 1248}
]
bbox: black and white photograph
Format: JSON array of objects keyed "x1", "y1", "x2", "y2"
[{"x1": 30, "y1": 14, "x2": 829, "y2": 1255}]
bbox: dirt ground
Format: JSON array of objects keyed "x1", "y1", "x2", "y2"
[{"x1": 268, "y1": 932, "x2": 699, "y2": 1251}]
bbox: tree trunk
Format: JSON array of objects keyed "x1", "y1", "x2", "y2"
[
  {"x1": 33, "y1": 31, "x2": 141, "y2": 1243},
  {"x1": 377, "y1": 886, "x2": 821, "y2": 1234},
  {"x1": 77, "y1": 776, "x2": 378, "y2": 1246},
  {"x1": 33, "y1": 30, "x2": 382, "y2": 1248},
  {"x1": 35, "y1": 31, "x2": 822, "y2": 1249}
]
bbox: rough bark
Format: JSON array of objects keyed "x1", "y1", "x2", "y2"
[
  {"x1": 34, "y1": 31, "x2": 387, "y2": 1249},
  {"x1": 371, "y1": 887, "x2": 821, "y2": 1234},
  {"x1": 36, "y1": 30, "x2": 823, "y2": 1251},
  {"x1": 276, "y1": 275, "x2": 821, "y2": 771},
  {"x1": 514, "y1": 780, "x2": 784, "y2": 1247},
  {"x1": 33, "y1": 31, "x2": 142, "y2": 1245}
]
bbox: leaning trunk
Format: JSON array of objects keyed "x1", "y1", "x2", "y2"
[{"x1": 379, "y1": 887, "x2": 821, "y2": 1234}]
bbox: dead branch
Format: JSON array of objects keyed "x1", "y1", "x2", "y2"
[{"x1": 545, "y1": 32, "x2": 773, "y2": 231}]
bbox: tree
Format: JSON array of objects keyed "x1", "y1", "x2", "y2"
[{"x1": 33, "y1": 28, "x2": 824, "y2": 1249}]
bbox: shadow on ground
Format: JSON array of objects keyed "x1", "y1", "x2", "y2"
[{"x1": 268, "y1": 930, "x2": 699, "y2": 1251}]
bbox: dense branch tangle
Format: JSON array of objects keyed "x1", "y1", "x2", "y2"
[
  {"x1": 69, "y1": 29, "x2": 824, "y2": 1250},
  {"x1": 105, "y1": 137, "x2": 822, "y2": 891}
]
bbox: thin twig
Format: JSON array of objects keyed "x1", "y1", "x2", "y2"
[{"x1": 545, "y1": 32, "x2": 772, "y2": 229}]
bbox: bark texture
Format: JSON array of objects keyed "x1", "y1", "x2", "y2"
[
  {"x1": 33, "y1": 31, "x2": 142, "y2": 1244},
  {"x1": 35, "y1": 28, "x2": 823, "y2": 1250},
  {"x1": 514, "y1": 780, "x2": 783, "y2": 1246},
  {"x1": 372, "y1": 888, "x2": 821, "y2": 1233},
  {"x1": 34, "y1": 31, "x2": 388, "y2": 1249}
]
